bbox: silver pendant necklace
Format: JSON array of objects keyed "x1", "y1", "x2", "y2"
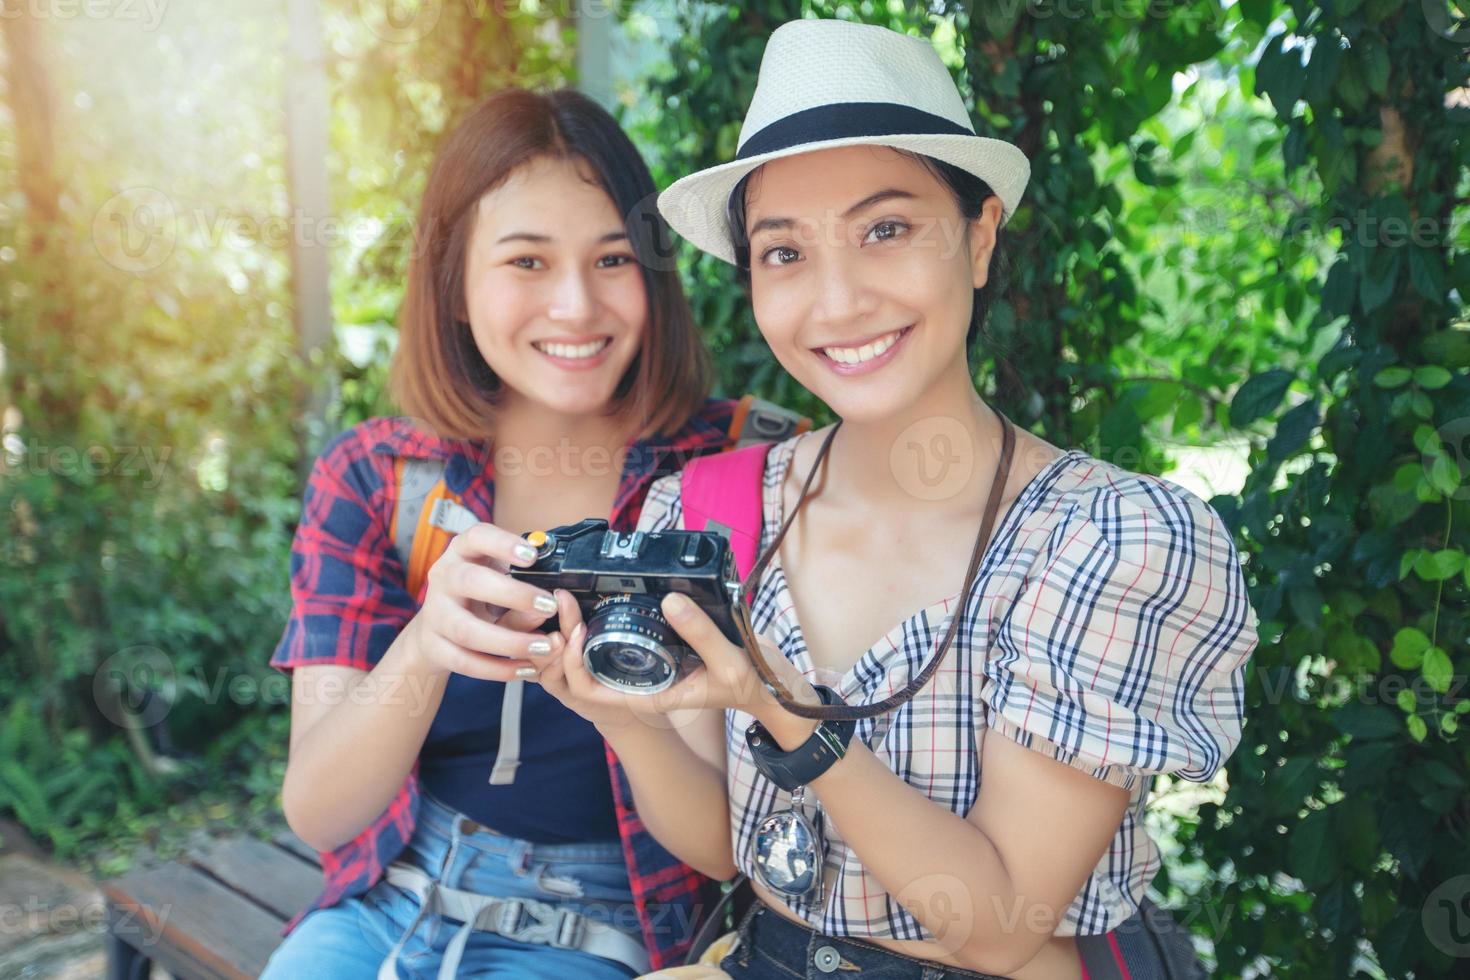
[{"x1": 749, "y1": 784, "x2": 824, "y2": 903}]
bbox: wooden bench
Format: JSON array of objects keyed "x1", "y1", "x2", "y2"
[{"x1": 100, "y1": 831, "x2": 321, "y2": 980}]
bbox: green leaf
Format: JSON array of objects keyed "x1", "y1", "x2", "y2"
[
  {"x1": 1288, "y1": 811, "x2": 1335, "y2": 886},
  {"x1": 1303, "y1": 38, "x2": 1343, "y2": 106},
  {"x1": 1255, "y1": 35, "x2": 1306, "y2": 118},
  {"x1": 1443, "y1": 714, "x2": 1459, "y2": 735},
  {"x1": 1411, "y1": 248, "x2": 1448, "y2": 302},
  {"x1": 1360, "y1": 260, "x2": 1398, "y2": 313},
  {"x1": 1423, "y1": 646, "x2": 1454, "y2": 694},
  {"x1": 1334, "y1": 702, "x2": 1402, "y2": 740},
  {"x1": 1336, "y1": 63, "x2": 1368, "y2": 111},
  {"x1": 1415, "y1": 549, "x2": 1465, "y2": 581},
  {"x1": 1413, "y1": 365, "x2": 1453, "y2": 389},
  {"x1": 1322, "y1": 261, "x2": 1355, "y2": 316},
  {"x1": 1429, "y1": 453, "x2": 1462, "y2": 497},
  {"x1": 1231, "y1": 369, "x2": 1294, "y2": 427},
  {"x1": 1396, "y1": 688, "x2": 1417, "y2": 713},
  {"x1": 1422, "y1": 329, "x2": 1470, "y2": 369},
  {"x1": 1239, "y1": 0, "x2": 1273, "y2": 26},
  {"x1": 1364, "y1": 44, "x2": 1390, "y2": 96},
  {"x1": 1374, "y1": 366, "x2": 1412, "y2": 388},
  {"x1": 1457, "y1": 700, "x2": 1470, "y2": 715},
  {"x1": 1407, "y1": 714, "x2": 1428, "y2": 742},
  {"x1": 1414, "y1": 424, "x2": 1444, "y2": 454},
  {"x1": 1390, "y1": 627, "x2": 1430, "y2": 669},
  {"x1": 1288, "y1": 585, "x2": 1325, "y2": 629},
  {"x1": 1411, "y1": 391, "x2": 1434, "y2": 419},
  {"x1": 1268, "y1": 399, "x2": 1320, "y2": 462},
  {"x1": 1171, "y1": 396, "x2": 1205, "y2": 435}
]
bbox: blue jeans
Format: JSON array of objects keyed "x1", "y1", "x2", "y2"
[
  {"x1": 719, "y1": 896, "x2": 1206, "y2": 980},
  {"x1": 719, "y1": 900, "x2": 1006, "y2": 979},
  {"x1": 260, "y1": 791, "x2": 641, "y2": 979}
]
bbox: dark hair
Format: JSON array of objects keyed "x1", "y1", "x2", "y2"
[
  {"x1": 391, "y1": 88, "x2": 712, "y2": 440},
  {"x1": 725, "y1": 150, "x2": 1011, "y2": 358}
]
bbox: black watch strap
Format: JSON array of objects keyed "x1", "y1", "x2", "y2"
[{"x1": 744, "y1": 685, "x2": 856, "y2": 792}]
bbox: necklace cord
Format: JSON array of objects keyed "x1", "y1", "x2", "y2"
[{"x1": 730, "y1": 411, "x2": 1017, "y2": 720}]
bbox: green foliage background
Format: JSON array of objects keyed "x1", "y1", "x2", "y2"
[{"x1": 2, "y1": 1, "x2": 1467, "y2": 975}]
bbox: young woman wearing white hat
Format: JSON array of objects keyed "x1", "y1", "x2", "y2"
[{"x1": 532, "y1": 18, "x2": 1257, "y2": 980}]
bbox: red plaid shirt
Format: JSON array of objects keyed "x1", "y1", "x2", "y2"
[{"x1": 270, "y1": 399, "x2": 736, "y2": 969}]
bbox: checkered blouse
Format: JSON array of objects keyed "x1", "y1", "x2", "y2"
[{"x1": 637, "y1": 434, "x2": 1258, "y2": 939}]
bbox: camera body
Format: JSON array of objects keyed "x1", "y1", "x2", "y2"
[{"x1": 509, "y1": 519, "x2": 744, "y2": 693}]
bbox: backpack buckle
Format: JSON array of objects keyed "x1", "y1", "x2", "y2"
[
  {"x1": 552, "y1": 909, "x2": 586, "y2": 950},
  {"x1": 746, "y1": 408, "x2": 796, "y2": 440},
  {"x1": 497, "y1": 899, "x2": 529, "y2": 937}
]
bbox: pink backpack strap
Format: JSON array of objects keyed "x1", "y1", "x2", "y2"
[{"x1": 679, "y1": 442, "x2": 771, "y2": 581}]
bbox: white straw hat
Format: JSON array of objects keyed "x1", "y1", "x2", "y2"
[{"x1": 657, "y1": 18, "x2": 1031, "y2": 265}]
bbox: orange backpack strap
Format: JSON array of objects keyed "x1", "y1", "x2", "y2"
[
  {"x1": 727, "y1": 394, "x2": 810, "y2": 450},
  {"x1": 389, "y1": 457, "x2": 478, "y2": 602}
]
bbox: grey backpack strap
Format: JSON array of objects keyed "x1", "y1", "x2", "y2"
[
  {"x1": 733, "y1": 396, "x2": 807, "y2": 449},
  {"x1": 489, "y1": 680, "x2": 524, "y2": 785},
  {"x1": 428, "y1": 496, "x2": 480, "y2": 535},
  {"x1": 394, "y1": 458, "x2": 448, "y2": 566}
]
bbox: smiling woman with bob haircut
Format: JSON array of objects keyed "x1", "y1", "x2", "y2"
[
  {"x1": 258, "y1": 88, "x2": 748, "y2": 979},
  {"x1": 531, "y1": 19, "x2": 1259, "y2": 980}
]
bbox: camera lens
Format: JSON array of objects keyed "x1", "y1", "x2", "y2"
[
  {"x1": 609, "y1": 644, "x2": 658, "y2": 675},
  {"x1": 583, "y1": 594, "x2": 690, "y2": 694}
]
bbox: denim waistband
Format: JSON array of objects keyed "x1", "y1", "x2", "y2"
[
  {"x1": 415, "y1": 788, "x2": 628, "y2": 865},
  {"x1": 732, "y1": 898, "x2": 1010, "y2": 980}
]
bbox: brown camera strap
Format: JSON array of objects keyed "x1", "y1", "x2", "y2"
[{"x1": 733, "y1": 410, "x2": 1017, "y2": 721}]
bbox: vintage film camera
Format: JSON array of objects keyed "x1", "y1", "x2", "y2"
[{"x1": 509, "y1": 519, "x2": 745, "y2": 694}]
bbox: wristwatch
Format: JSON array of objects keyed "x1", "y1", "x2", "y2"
[{"x1": 744, "y1": 685, "x2": 856, "y2": 791}]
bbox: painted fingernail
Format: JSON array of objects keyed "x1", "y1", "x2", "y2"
[
  {"x1": 529, "y1": 639, "x2": 552, "y2": 656},
  {"x1": 514, "y1": 544, "x2": 538, "y2": 564},
  {"x1": 515, "y1": 666, "x2": 538, "y2": 678},
  {"x1": 533, "y1": 594, "x2": 558, "y2": 614}
]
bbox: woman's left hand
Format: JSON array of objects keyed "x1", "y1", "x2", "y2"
[{"x1": 653, "y1": 592, "x2": 819, "y2": 718}]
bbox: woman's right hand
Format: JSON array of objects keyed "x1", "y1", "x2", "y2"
[{"x1": 405, "y1": 522, "x2": 561, "y2": 681}]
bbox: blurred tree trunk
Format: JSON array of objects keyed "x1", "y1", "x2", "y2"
[
  {"x1": 285, "y1": 0, "x2": 335, "y2": 476},
  {"x1": 1, "y1": 0, "x2": 60, "y2": 243},
  {"x1": 576, "y1": 2, "x2": 612, "y2": 110},
  {"x1": 1, "y1": 0, "x2": 62, "y2": 675}
]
